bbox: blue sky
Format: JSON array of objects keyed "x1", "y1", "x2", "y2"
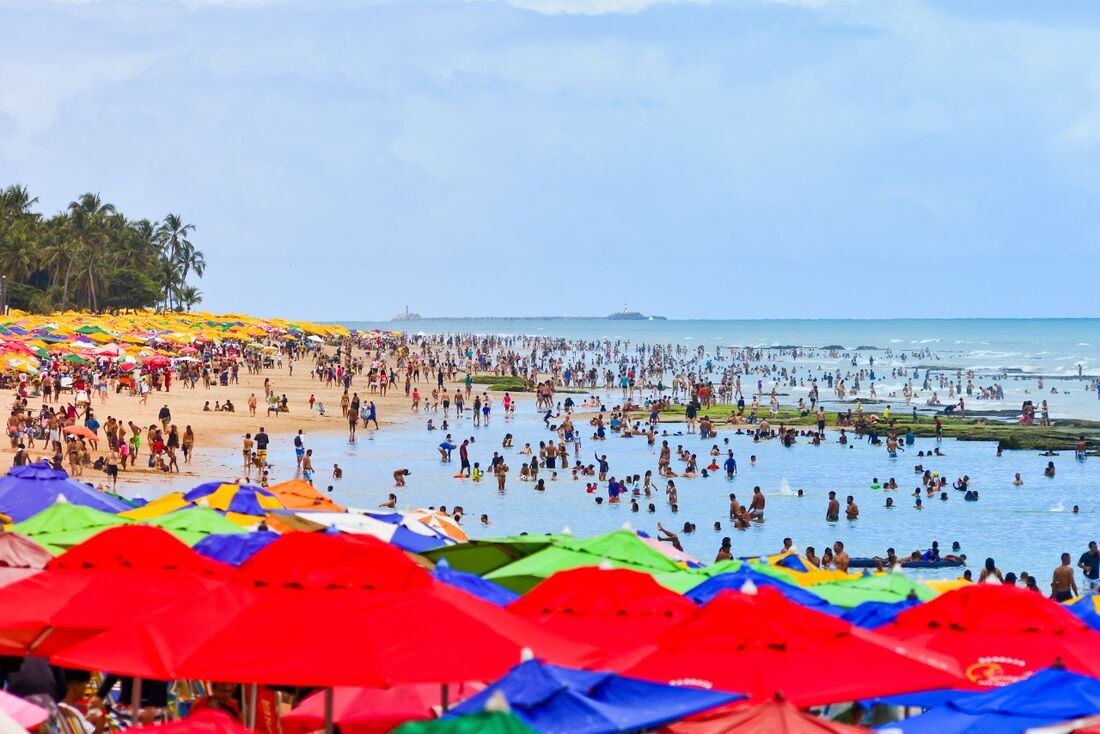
[{"x1": 1, "y1": 0, "x2": 1098, "y2": 320}]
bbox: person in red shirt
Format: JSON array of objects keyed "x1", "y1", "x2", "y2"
[{"x1": 189, "y1": 683, "x2": 241, "y2": 720}]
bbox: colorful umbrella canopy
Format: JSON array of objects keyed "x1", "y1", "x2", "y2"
[
  {"x1": 53, "y1": 534, "x2": 598, "y2": 686},
  {"x1": 0, "y1": 462, "x2": 129, "y2": 523},
  {"x1": 183, "y1": 482, "x2": 285, "y2": 516},
  {"x1": 661, "y1": 695, "x2": 870, "y2": 733},
  {"x1": 1067, "y1": 596, "x2": 1100, "y2": 632},
  {"x1": 422, "y1": 536, "x2": 564, "y2": 576},
  {"x1": 878, "y1": 585, "x2": 1100, "y2": 689},
  {"x1": 434, "y1": 560, "x2": 519, "y2": 607},
  {"x1": 146, "y1": 506, "x2": 248, "y2": 546},
  {"x1": 137, "y1": 711, "x2": 253, "y2": 734},
  {"x1": 810, "y1": 572, "x2": 937, "y2": 608},
  {"x1": 882, "y1": 668, "x2": 1100, "y2": 734},
  {"x1": 840, "y1": 598, "x2": 921, "y2": 629},
  {"x1": 0, "y1": 525, "x2": 226, "y2": 656},
  {"x1": 280, "y1": 510, "x2": 454, "y2": 554},
  {"x1": 686, "y1": 566, "x2": 844, "y2": 616},
  {"x1": 282, "y1": 684, "x2": 482, "y2": 734},
  {"x1": 0, "y1": 690, "x2": 48, "y2": 731},
  {"x1": 193, "y1": 531, "x2": 279, "y2": 566},
  {"x1": 119, "y1": 492, "x2": 190, "y2": 520},
  {"x1": 392, "y1": 711, "x2": 538, "y2": 734},
  {"x1": 449, "y1": 659, "x2": 739, "y2": 734},
  {"x1": 609, "y1": 587, "x2": 962, "y2": 706},
  {"x1": 407, "y1": 510, "x2": 469, "y2": 542},
  {"x1": 12, "y1": 502, "x2": 130, "y2": 554},
  {"x1": 508, "y1": 566, "x2": 698, "y2": 656},
  {"x1": 0, "y1": 532, "x2": 51, "y2": 569},
  {"x1": 265, "y1": 478, "x2": 345, "y2": 512}
]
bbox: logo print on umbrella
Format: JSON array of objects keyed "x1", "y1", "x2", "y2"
[{"x1": 964, "y1": 657, "x2": 1030, "y2": 687}]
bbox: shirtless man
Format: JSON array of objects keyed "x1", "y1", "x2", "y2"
[
  {"x1": 658, "y1": 440, "x2": 671, "y2": 475},
  {"x1": 826, "y1": 491, "x2": 840, "y2": 522},
  {"x1": 728, "y1": 493, "x2": 741, "y2": 520},
  {"x1": 833, "y1": 541, "x2": 850, "y2": 573},
  {"x1": 846, "y1": 495, "x2": 859, "y2": 520},
  {"x1": 749, "y1": 486, "x2": 766, "y2": 521},
  {"x1": 1051, "y1": 552, "x2": 1078, "y2": 602}
]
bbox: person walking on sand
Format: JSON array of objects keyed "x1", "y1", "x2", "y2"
[
  {"x1": 105, "y1": 445, "x2": 120, "y2": 490},
  {"x1": 294, "y1": 429, "x2": 306, "y2": 470},
  {"x1": 242, "y1": 433, "x2": 254, "y2": 479}
]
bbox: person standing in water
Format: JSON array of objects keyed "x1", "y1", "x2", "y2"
[{"x1": 1052, "y1": 552, "x2": 1078, "y2": 602}]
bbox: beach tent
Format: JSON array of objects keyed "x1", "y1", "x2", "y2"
[
  {"x1": 422, "y1": 535, "x2": 565, "y2": 575},
  {"x1": 879, "y1": 669, "x2": 1100, "y2": 734},
  {"x1": 0, "y1": 462, "x2": 129, "y2": 522},
  {"x1": 265, "y1": 478, "x2": 345, "y2": 512},
  {"x1": 183, "y1": 482, "x2": 285, "y2": 516},
  {"x1": 686, "y1": 566, "x2": 844, "y2": 615},
  {"x1": 661, "y1": 695, "x2": 870, "y2": 733},
  {"x1": 283, "y1": 684, "x2": 482, "y2": 734},
  {"x1": 52, "y1": 533, "x2": 597, "y2": 686},
  {"x1": 810, "y1": 572, "x2": 938, "y2": 608},
  {"x1": 434, "y1": 559, "x2": 519, "y2": 606},
  {"x1": 146, "y1": 506, "x2": 248, "y2": 546},
  {"x1": 508, "y1": 566, "x2": 697, "y2": 657},
  {"x1": 12, "y1": 502, "x2": 131, "y2": 554},
  {"x1": 193, "y1": 531, "x2": 279, "y2": 566},
  {"x1": 447, "y1": 659, "x2": 739, "y2": 734},
  {"x1": 609, "y1": 587, "x2": 961, "y2": 706},
  {"x1": 877, "y1": 585, "x2": 1100, "y2": 688},
  {"x1": 840, "y1": 598, "x2": 921, "y2": 629},
  {"x1": 0, "y1": 526, "x2": 226, "y2": 656},
  {"x1": 392, "y1": 711, "x2": 538, "y2": 734}
]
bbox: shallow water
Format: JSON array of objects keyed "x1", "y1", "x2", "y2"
[{"x1": 189, "y1": 388, "x2": 1100, "y2": 586}]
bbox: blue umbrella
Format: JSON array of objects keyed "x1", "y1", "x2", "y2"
[
  {"x1": 687, "y1": 566, "x2": 845, "y2": 616},
  {"x1": 879, "y1": 668, "x2": 1100, "y2": 734},
  {"x1": 194, "y1": 531, "x2": 279, "y2": 566},
  {"x1": 1067, "y1": 597, "x2": 1100, "y2": 632},
  {"x1": 363, "y1": 511, "x2": 453, "y2": 553},
  {"x1": 0, "y1": 461, "x2": 129, "y2": 522},
  {"x1": 183, "y1": 481, "x2": 281, "y2": 515},
  {"x1": 447, "y1": 659, "x2": 740, "y2": 734},
  {"x1": 842, "y1": 598, "x2": 921, "y2": 629},
  {"x1": 434, "y1": 559, "x2": 519, "y2": 606}
]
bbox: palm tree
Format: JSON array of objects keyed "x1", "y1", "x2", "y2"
[
  {"x1": 156, "y1": 214, "x2": 194, "y2": 308},
  {"x1": 174, "y1": 240, "x2": 206, "y2": 285},
  {"x1": 179, "y1": 285, "x2": 203, "y2": 312},
  {"x1": 66, "y1": 194, "x2": 117, "y2": 311}
]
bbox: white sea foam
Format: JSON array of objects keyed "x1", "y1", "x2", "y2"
[{"x1": 777, "y1": 478, "x2": 797, "y2": 496}]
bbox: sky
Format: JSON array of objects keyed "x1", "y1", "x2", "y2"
[{"x1": 1, "y1": 0, "x2": 1099, "y2": 321}]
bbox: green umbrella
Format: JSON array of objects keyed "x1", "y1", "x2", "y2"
[
  {"x1": 13, "y1": 503, "x2": 131, "y2": 554},
  {"x1": 421, "y1": 535, "x2": 565, "y2": 575},
  {"x1": 146, "y1": 506, "x2": 246, "y2": 547},
  {"x1": 75, "y1": 325, "x2": 110, "y2": 335},
  {"x1": 392, "y1": 711, "x2": 537, "y2": 734},
  {"x1": 484, "y1": 531, "x2": 686, "y2": 594},
  {"x1": 809, "y1": 571, "x2": 939, "y2": 608},
  {"x1": 61, "y1": 354, "x2": 90, "y2": 365}
]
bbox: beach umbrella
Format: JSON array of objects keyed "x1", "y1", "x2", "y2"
[
  {"x1": 183, "y1": 482, "x2": 285, "y2": 516},
  {"x1": 608, "y1": 588, "x2": 962, "y2": 706},
  {"x1": 1068, "y1": 596, "x2": 1100, "y2": 632},
  {"x1": 0, "y1": 462, "x2": 129, "y2": 523},
  {"x1": 407, "y1": 509, "x2": 469, "y2": 542},
  {"x1": 878, "y1": 668, "x2": 1100, "y2": 734},
  {"x1": 661, "y1": 695, "x2": 870, "y2": 733},
  {"x1": 146, "y1": 506, "x2": 248, "y2": 546},
  {"x1": 0, "y1": 526, "x2": 226, "y2": 656},
  {"x1": 434, "y1": 560, "x2": 519, "y2": 606},
  {"x1": 265, "y1": 478, "x2": 345, "y2": 511},
  {"x1": 810, "y1": 573, "x2": 938, "y2": 608},
  {"x1": 119, "y1": 492, "x2": 191, "y2": 520},
  {"x1": 279, "y1": 510, "x2": 453, "y2": 554},
  {"x1": 422, "y1": 536, "x2": 564, "y2": 576},
  {"x1": 840, "y1": 598, "x2": 921, "y2": 629},
  {"x1": 392, "y1": 711, "x2": 537, "y2": 734},
  {"x1": 926, "y1": 578, "x2": 972, "y2": 594},
  {"x1": 760, "y1": 554, "x2": 852, "y2": 587},
  {"x1": 508, "y1": 566, "x2": 697, "y2": 656},
  {"x1": 137, "y1": 711, "x2": 252, "y2": 734},
  {"x1": 649, "y1": 560, "x2": 748, "y2": 594},
  {"x1": 877, "y1": 585, "x2": 1100, "y2": 688},
  {"x1": 193, "y1": 530, "x2": 279, "y2": 566},
  {"x1": 686, "y1": 566, "x2": 845, "y2": 616},
  {"x1": 0, "y1": 531, "x2": 51, "y2": 569},
  {"x1": 13, "y1": 501, "x2": 131, "y2": 554},
  {"x1": 282, "y1": 684, "x2": 482, "y2": 734},
  {"x1": 634, "y1": 530, "x2": 703, "y2": 568},
  {"x1": 52, "y1": 533, "x2": 598, "y2": 686},
  {"x1": 0, "y1": 690, "x2": 48, "y2": 731},
  {"x1": 447, "y1": 659, "x2": 739, "y2": 734}
]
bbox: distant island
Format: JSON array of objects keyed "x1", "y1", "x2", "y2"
[{"x1": 388, "y1": 305, "x2": 666, "y2": 322}]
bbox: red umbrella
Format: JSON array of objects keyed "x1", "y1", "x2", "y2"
[
  {"x1": 608, "y1": 587, "x2": 961, "y2": 706},
  {"x1": 139, "y1": 711, "x2": 251, "y2": 734},
  {"x1": 662, "y1": 695, "x2": 869, "y2": 733},
  {"x1": 0, "y1": 526, "x2": 228, "y2": 655},
  {"x1": 508, "y1": 566, "x2": 697, "y2": 655},
  {"x1": 282, "y1": 683, "x2": 482, "y2": 734},
  {"x1": 53, "y1": 533, "x2": 597, "y2": 686},
  {"x1": 877, "y1": 584, "x2": 1100, "y2": 689}
]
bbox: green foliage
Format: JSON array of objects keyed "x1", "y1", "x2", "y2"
[
  {"x1": 470, "y1": 375, "x2": 528, "y2": 391},
  {"x1": 0, "y1": 184, "x2": 206, "y2": 313}
]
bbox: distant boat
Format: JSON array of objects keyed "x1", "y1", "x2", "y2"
[
  {"x1": 393, "y1": 305, "x2": 422, "y2": 321},
  {"x1": 607, "y1": 304, "x2": 666, "y2": 321}
]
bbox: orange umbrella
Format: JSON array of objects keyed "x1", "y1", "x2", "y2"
[
  {"x1": 266, "y1": 479, "x2": 345, "y2": 512},
  {"x1": 62, "y1": 425, "x2": 98, "y2": 442}
]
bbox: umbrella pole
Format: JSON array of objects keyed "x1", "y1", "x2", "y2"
[
  {"x1": 323, "y1": 687, "x2": 334, "y2": 734},
  {"x1": 441, "y1": 683, "x2": 449, "y2": 713},
  {"x1": 131, "y1": 677, "x2": 143, "y2": 728},
  {"x1": 248, "y1": 683, "x2": 258, "y2": 729}
]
